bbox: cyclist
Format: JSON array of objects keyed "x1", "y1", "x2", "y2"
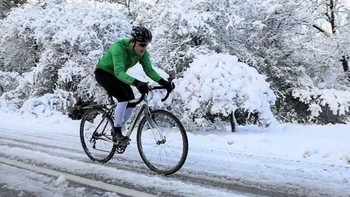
[{"x1": 94, "y1": 26, "x2": 174, "y2": 143}]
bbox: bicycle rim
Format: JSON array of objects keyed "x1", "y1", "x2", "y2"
[
  {"x1": 80, "y1": 107, "x2": 116, "y2": 163},
  {"x1": 137, "y1": 110, "x2": 188, "y2": 175}
]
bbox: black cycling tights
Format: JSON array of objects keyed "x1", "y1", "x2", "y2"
[{"x1": 94, "y1": 68, "x2": 136, "y2": 108}]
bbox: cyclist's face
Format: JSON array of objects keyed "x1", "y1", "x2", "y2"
[{"x1": 134, "y1": 42, "x2": 149, "y2": 55}]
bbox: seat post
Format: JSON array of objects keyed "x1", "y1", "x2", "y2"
[{"x1": 108, "y1": 94, "x2": 115, "y2": 105}]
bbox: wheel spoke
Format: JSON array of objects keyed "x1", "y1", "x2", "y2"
[
  {"x1": 137, "y1": 110, "x2": 188, "y2": 175},
  {"x1": 80, "y1": 108, "x2": 116, "y2": 163}
]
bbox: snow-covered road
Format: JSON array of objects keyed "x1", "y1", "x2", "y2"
[{"x1": 0, "y1": 112, "x2": 349, "y2": 197}]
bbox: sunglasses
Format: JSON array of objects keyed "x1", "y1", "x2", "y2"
[{"x1": 138, "y1": 43, "x2": 148, "y2": 47}]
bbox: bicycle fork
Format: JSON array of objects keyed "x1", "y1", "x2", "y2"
[
  {"x1": 144, "y1": 108, "x2": 166, "y2": 145},
  {"x1": 125, "y1": 104, "x2": 165, "y2": 144}
]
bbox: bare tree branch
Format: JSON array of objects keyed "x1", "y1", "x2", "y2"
[{"x1": 312, "y1": 24, "x2": 331, "y2": 37}]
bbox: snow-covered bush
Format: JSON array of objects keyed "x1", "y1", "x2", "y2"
[
  {"x1": 175, "y1": 53, "x2": 277, "y2": 127},
  {"x1": 20, "y1": 89, "x2": 74, "y2": 117},
  {"x1": 292, "y1": 88, "x2": 350, "y2": 123},
  {"x1": 0, "y1": 71, "x2": 31, "y2": 111},
  {"x1": 0, "y1": 0, "x2": 131, "y2": 113},
  {"x1": 0, "y1": 0, "x2": 27, "y2": 19}
]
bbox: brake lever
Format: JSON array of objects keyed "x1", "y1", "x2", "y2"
[{"x1": 161, "y1": 90, "x2": 170, "y2": 102}]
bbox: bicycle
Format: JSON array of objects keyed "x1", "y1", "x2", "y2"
[{"x1": 79, "y1": 86, "x2": 188, "y2": 175}]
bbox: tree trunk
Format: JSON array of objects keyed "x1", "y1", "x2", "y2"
[
  {"x1": 329, "y1": 0, "x2": 336, "y2": 34},
  {"x1": 318, "y1": 0, "x2": 350, "y2": 82},
  {"x1": 341, "y1": 55, "x2": 350, "y2": 81},
  {"x1": 230, "y1": 112, "x2": 237, "y2": 132}
]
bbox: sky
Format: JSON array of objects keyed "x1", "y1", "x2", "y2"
[{"x1": 0, "y1": 110, "x2": 350, "y2": 196}]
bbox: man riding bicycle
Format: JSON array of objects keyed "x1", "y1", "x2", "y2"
[{"x1": 94, "y1": 26, "x2": 174, "y2": 143}]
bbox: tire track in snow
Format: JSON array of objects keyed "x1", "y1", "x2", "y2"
[
  {"x1": 1, "y1": 133, "x2": 349, "y2": 197},
  {"x1": 0, "y1": 157, "x2": 157, "y2": 197},
  {"x1": 0, "y1": 135, "x2": 286, "y2": 196},
  {"x1": 0, "y1": 136, "x2": 307, "y2": 197}
]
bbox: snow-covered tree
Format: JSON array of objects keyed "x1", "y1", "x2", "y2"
[
  {"x1": 175, "y1": 53, "x2": 277, "y2": 128},
  {"x1": 0, "y1": 1, "x2": 131, "y2": 114},
  {"x1": 148, "y1": 0, "x2": 215, "y2": 79},
  {"x1": 130, "y1": 0, "x2": 350, "y2": 124},
  {"x1": 0, "y1": 0, "x2": 27, "y2": 19},
  {"x1": 284, "y1": 0, "x2": 350, "y2": 123},
  {"x1": 1, "y1": 0, "x2": 349, "y2": 125},
  {"x1": 200, "y1": 0, "x2": 350, "y2": 123}
]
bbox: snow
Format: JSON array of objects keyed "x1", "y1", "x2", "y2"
[
  {"x1": 293, "y1": 88, "x2": 350, "y2": 117},
  {"x1": 0, "y1": 111, "x2": 349, "y2": 196},
  {"x1": 176, "y1": 53, "x2": 276, "y2": 126},
  {"x1": 1, "y1": 0, "x2": 350, "y2": 196}
]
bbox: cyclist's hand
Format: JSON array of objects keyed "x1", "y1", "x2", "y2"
[
  {"x1": 158, "y1": 79, "x2": 175, "y2": 92},
  {"x1": 133, "y1": 79, "x2": 150, "y2": 94}
]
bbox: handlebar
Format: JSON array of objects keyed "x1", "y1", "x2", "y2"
[{"x1": 130, "y1": 85, "x2": 171, "y2": 105}]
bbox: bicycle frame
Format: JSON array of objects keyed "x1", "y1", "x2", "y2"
[
  {"x1": 85, "y1": 86, "x2": 168, "y2": 142},
  {"x1": 125, "y1": 103, "x2": 146, "y2": 137},
  {"x1": 125, "y1": 94, "x2": 160, "y2": 138}
]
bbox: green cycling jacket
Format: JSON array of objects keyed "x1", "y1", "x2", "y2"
[{"x1": 96, "y1": 38, "x2": 162, "y2": 85}]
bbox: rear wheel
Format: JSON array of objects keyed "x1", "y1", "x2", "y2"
[
  {"x1": 80, "y1": 107, "x2": 116, "y2": 163},
  {"x1": 137, "y1": 110, "x2": 188, "y2": 175}
]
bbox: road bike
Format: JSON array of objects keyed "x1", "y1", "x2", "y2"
[{"x1": 79, "y1": 86, "x2": 188, "y2": 175}]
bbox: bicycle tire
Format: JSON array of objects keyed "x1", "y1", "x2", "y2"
[
  {"x1": 80, "y1": 107, "x2": 116, "y2": 163},
  {"x1": 137, "y1": 109, "x2": 188, "y2": 175}
]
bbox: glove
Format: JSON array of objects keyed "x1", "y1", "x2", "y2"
[
  {"x1": 158, "y1": 79, "x2": 175, "y2": 92},
  {"x1": 133, "y1": 79, "x2": 150, "y2": 94}
]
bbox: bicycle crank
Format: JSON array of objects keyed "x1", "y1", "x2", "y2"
[{"x1": 115, "y1": 140, "x2": 130, "y2": 154}]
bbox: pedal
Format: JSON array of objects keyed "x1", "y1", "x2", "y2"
[
  {"x1": 116, "y1": 146, "x2": 126, "y2": 154},
  {"x1": 113, "y1": 140, "x2": 130, "y2": 146},
  {"x1": 115, "y1": 142, "x2": 128, "y2": 154}
]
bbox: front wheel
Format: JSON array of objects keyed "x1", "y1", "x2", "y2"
[{"x1": 137, "y1": 110, "x2": 188, "y2": 175}]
